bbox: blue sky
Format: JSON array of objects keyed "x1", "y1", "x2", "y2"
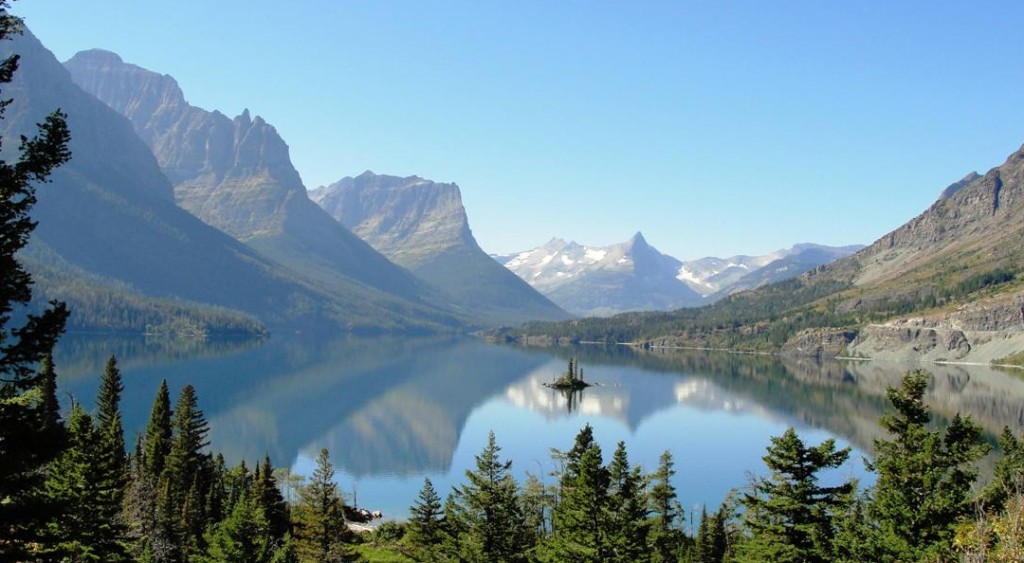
[{"x1": 14, "y1": 1, "x2": 1024, "y2": 259}]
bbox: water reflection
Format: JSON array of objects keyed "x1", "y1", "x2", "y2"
[{"x1": 53, "y1": 334, "x2": 1024, "y2": 518}]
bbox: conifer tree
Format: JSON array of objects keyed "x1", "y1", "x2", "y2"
[
  {"x1": 43, "y1": 404, "x2": 128, "y2": 561},
  {"x1": 37, "y1": 351, "x2": 62, "y2": 438},
  {"x1": 607, "y1": 441, "x2": 649, "y2": 563},
  {"x1": 861, "y1": 371, "x2": 989, "y2": 561},
  {"x1": 0, "y1": 2, "x2": 72, "y2": 556},
  {"x1": 981, "y1": 426, "x2": 1024, "y2": 512},
  {"x1": 540, "y1": 428, "x2": 612, "y2": 562},
  {"x1": 447, "y1": 431, "x2": 530, "y2": 562},
  {"x1": 736, "y1": 428, "x2": 854, "y2": 563},
  {"x1": 200, "y1": 493, "x2": 281, "y2": 563},
  {"x1": 694, "y1": 506, "x2": 727, "y2": 563},
  {"x1": 407, "y1": 476, "x2": 444, "y2": 551},
  {"x1": 648, "y1": 450, "x2": 685, "y2": 562},
  {"x1": 95, "y1": 355, "x2": 129, "y2": 546},
  {"x1": 295, "y1": 448, "x2": 351, "y2": 562},
  {"x1": 163, "y1": 384, "x2": 213, "y2": 560},
  {"x1": 144, "y1": 379, "x2": 173, "y2": 480},
  {"x1": 254, "y1": 454, "x2": 292, "y2": 543}
]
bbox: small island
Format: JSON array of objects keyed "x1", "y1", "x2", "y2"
[{"x1": 544, "y1": 357, "x2": 593, "y2": 390}]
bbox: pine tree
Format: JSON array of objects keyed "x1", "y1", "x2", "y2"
[
  {"x1": 607, "y1": 441, "x2": 649, "y2": 563},
  {"x1": 163, "y1": 384, "x2": 213, "y2": 560},
  {"x1": 294, "y1": 448, "x2": 351, "y2": 562},
  {"x1": 648, "y1": 450, "x2": 685, "y2": 562},
  {"x1": 200, "y1": 493, "x2": 274, "y2": 563},
  {"x1": 95, "y1": 355, "x2": 129, "y2": 556},
  {"x1": 407, "y1": 476, "x2": 444, "y2": 552},
  {"x1": 0, "y1": 2, "x2": 72, "y2": 556},
  {"x1": 735, "y1": 427, "x2": 854, "y2": 563},
  {"x1": 862, "y1": 370, "x2": 989, "y2": 561},
  {"x1": 37, "y1": 351, "x2": 62, "y2": 439},
  {"x1": 540, "y1": 425, "x2": 612, "y2": 562},
  {"x1": 694, "y1": 506, "x2": 727, "y2": 563},
  {"x1": 254, "y1": 454, "x2": 292, "y2": 544},
  {"x1": 447, "y1": 431, "x2": 530, "y2": 562},
  {"x1": 144, "y1": 379, "x2": 173, "y2": 480},
  {"x1": 981, "y1": 426, "x2": 1024, "y2": 512},
  {"x1": 42, "y1": 404, "x2": 126, "y2": 561}
]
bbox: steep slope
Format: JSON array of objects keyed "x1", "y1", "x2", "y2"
[
  {"x1": 705, "y1": 244, "x2": 863, "y2": 299},
  {"x1": 310, "y1": 172, "x2": 569, "y2": 326},
  {"x1": 500, "y1": 233, "x2": 704, "y2": 316},
  {"x1": 4, "y1": 30, "x2": 456, "y2": 333},
  {"x1": 502, "y1": 143, "x2": 1024, "y2": 362},
  {"x1": 63, "y1": 49, "x2": 459, "y2": 320}
]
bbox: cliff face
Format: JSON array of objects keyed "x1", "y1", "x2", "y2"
[
  {"x1": 64, "y1": 49, "x2": 465, "y2": 324},
  {"x1": 311, "y1": 172, "x2": 569, "y2": 326},
  {"x1": 311, "y1": 172, "x2": 473, "y2": 269}
]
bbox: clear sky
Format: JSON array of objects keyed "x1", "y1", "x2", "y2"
[{"x1": 13, "y1": 1, "x2": 1024, "y2": 260}]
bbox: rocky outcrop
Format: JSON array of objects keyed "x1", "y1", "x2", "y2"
[
  {"x1": 311, "y1": 172, "x2": 569, "y2": 326},
  {"x1": 780, "y1": 329, "x2": 858, "y2": 359},
  {"x1": 848, "y1": 292, "x2": 1024, "y2": 363}
]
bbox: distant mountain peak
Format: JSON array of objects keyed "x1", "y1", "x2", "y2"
[
  {"x1": 939, "y1": 172, "x2": 981, "y2": 200},
  {"x1": 311, "y1": 173, "x2": 569, "y2": 325}
]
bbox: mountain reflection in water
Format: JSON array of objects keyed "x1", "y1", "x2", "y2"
[{"x1": 54, "y1": 334, "x2": 1024, "y2": 518}]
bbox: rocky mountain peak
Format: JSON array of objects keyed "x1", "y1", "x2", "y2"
[
  {"x1": 310, "y1": 172, "x2": 569, "y2": 325},
  {"x1": 310, "y1": 172, "x2": 474, "y2": 264}
]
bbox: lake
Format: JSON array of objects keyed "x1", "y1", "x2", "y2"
[{"x1": 52, "y1": 333, "x2": 1024, "y2": 525}]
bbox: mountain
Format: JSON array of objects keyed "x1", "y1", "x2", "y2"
[
  {"x1": 4, "y1": 30, "x2": 457, "y2": 333},
  {"x1": 63, "y1": 49, "x2": 465, "y2": 327},
  {"x1": 498, "y1": 233, "x2": 704, "y2": 316},
  {"x1": 501, "y1": 144, "x2": 1024, "y2": 364},
  {"x1": 309, "y1": 172, "x2": 568, "y2": 325},
  {"x1": 681, "y1": 243, "x2": 863, "y2": 299}
]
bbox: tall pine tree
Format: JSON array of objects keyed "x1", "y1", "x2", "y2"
[
  {"x1": 294, "y1": 448, "x2": 351, "y2": 563},
  {"x1": 0, "y1": 2, "x2": 72, "y2": 557},
  {"x1": 446, "y1": 431, "x2": 530, "y2": 562},
  {"x1": 736, "y1": 428, "x2": 854, "y2": 563},
  {"x1": 859, "y1": 371, "x2": 989, "y2": 561},
  {"x1": 540, "y1": 425, "x2": 612, "y2": 562}
]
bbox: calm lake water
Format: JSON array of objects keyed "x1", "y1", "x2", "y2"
[{"x1": 53, "y1": 334, "x2": 1024, "y2": 523}]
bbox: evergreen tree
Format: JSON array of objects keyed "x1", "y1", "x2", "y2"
[
  {"x1": 200, "y1": 493, "x2": 273, "y2": 563},
  {"x1": 540, "y1": 425, "x2": 612, "y2": 562},
  {"x1": 294, "y1": 448, "x2": 351, "y2": 563},
  {"x1": 735, "y1": 427, "x2": 854, "y2": 563},
  {"x1": 648, "y1": 450, "x2": 685, "y2": 562},
  {"x1": 95, "y1": 355, "x2": 129, "y2": 553},
  {"x1": 254, "y1": 454, "x2": 292, "y2": 543},
  {"x1": 42, "y1": 404, "x2": 126, "y2": 561},
  {"x1": 0, "y1": 2, "x2": 72, "y2": 556},
  {"x1": 144, "y1": 379, "x2": 173, "y2": 480},
  {"x1": 607, "y1": 441, "x2": 649, "y2": 563},
  {"x1": 407, "y1": 476, "x2": 444, "y2": 552},
  {"x1": 446, "y1": 431, "x2": 530, "y2": 562},
  {"x1": 162, "y1": 384, "x2": 213, "y2": 560},
  {"x1": 981, "y1": 426, "x2": 1024, "y2": 512},
  {"x1": 861, "y1": 371, "x2": 989, "y2": 561},
  {"x1": 37, "y1": 351, "x2": 62, "y2": 439},
  {"x1": 694, "y1": 506, "x2": 727, "y2": 563}
]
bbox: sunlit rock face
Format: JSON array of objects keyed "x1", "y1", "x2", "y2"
[{"x1": 311, "y1": 172, "x2": 569, "y2": 325}]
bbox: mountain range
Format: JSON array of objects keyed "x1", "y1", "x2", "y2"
[
  {"x1": 496, "y1": 234, "x2": 860, "y2": 316},
  {"x1": 309, "y1": 172, "x2": 568, "y2": 326},
  {"x1": 504, "y1": 144, "x2": 1024, "y2": 364}
]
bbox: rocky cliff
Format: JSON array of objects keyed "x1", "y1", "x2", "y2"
[
  {"x1": 64, "y1": 49, "x2": 456, "y2": 320},
  {"x1": 311, "y1": 172, "x2": 569, "y2": 326}
]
